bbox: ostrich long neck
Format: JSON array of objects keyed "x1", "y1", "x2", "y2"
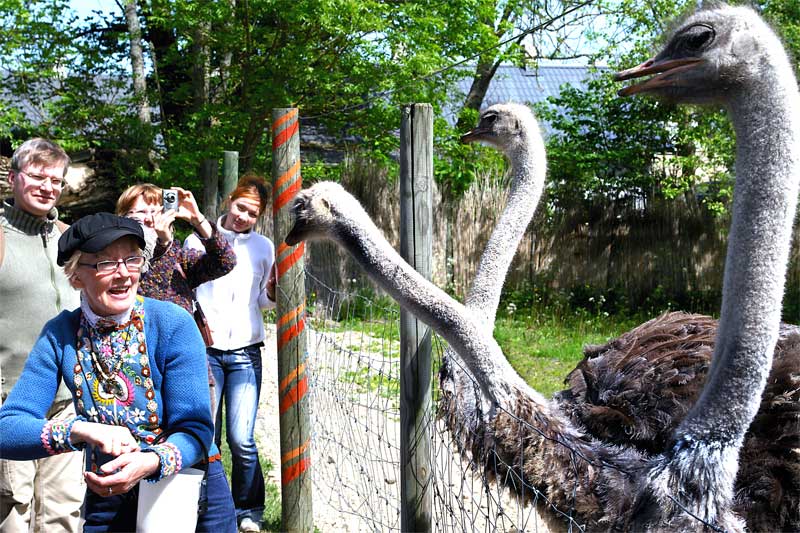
[
  {"x1": 466, "y1": 136, "x2": 546, "y2": 323},
  {"x1": 333, "y1": 208, "x2": 541, "y2": 408},
  {"x1": 676, "y1": 47, "x2": 800, "y2": 452}
]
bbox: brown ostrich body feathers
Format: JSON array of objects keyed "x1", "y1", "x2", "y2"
[
  {"x1": 442, "y1": 312, "x2": 800, "y2": 531},
  {"x1": 556, "y1": 312, "x2": 800, "y2": 531}
]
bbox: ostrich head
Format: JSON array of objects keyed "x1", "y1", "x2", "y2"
[
  {"x1": 285, "y1": 181, "x2": 362, "y2": 246},
  {"x1": 615, "y1": 4, "x2": 786, "y2": 104},
  {"x1": 461, "y1": 103, "x2": 540, "y2": 156}
]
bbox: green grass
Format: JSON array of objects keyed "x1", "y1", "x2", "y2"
[
  {"x1": 493, "y1": 310, "x2": 641, "y2": 397},
  {"x1": 325, "y1": 316, "x2": 401, "y2": 344},
  {"x1": 342, "y1": 366, "x2": 401, "y2": 400}
]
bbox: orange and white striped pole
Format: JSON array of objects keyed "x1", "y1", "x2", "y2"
[{"x1": 271, "y1": 108, "x2": 312, "y2": 531}]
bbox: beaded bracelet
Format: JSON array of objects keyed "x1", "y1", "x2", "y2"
[
  {"x1": 64, "y1": 415, "x2": 87, "y2": 452},
  {"x1": 41, "y1": 415, "x2": 86, "y2": 455}
]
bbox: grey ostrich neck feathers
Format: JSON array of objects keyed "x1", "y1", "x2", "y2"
[
  {"x1": 465, "y1": 104, "x2": 547, "y2": 325},
  {"x1": 674, "y1": 7, "x2": 800, "y2": 454},
  {"x1": 445, "y1": 103, "x2": 547, "y2": 438},
  {"x1": 348, "y1": 196, "x2": 536, "y2": 406},
  {"x1": 612, "y1": 5, "x2": 800, "y2": 528}
]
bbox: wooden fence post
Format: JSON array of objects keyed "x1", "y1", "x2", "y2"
[
  {"x1": 271, "y1": 108, "x2": 312, "y2": 532},
  {"x1": 201, "y1": 158, "x2": 219, "y2": 219},
  {"x1": 399, "y1": 103, "x2": 433, "y2": 533},
  {"x1": 221, "y1": 150, "x2": 239, "y2": 202}
]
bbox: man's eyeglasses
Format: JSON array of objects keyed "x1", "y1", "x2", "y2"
[
  {"x1": 16, "y1": 170, "x2": 65, "y2": 189},
  {"x1": 79, "y1": 256, "x2": 146, "y2": 274}
]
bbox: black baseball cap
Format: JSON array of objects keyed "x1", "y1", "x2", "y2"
[{"x1": 57, "y1": 213, "x2": 146, "y2": 266}]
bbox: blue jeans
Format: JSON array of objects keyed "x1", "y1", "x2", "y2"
[
  {"x1": 207, "y1": 344, "x2": 265, "y2": 523},
  {"x1": 82, "y1": 489, "x2": 137, "y2": 532},
  {"x1": 196, "y1": 459, "x2": 237, "y2": 533}
]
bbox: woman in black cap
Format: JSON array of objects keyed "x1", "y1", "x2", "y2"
[{"x1": 0, "y1": 213, "x2": 219, "y2": 532}]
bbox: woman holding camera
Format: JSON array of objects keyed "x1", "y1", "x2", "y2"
[{"x1": 116, "y1": 184, "x2": 236, "y2": 313}]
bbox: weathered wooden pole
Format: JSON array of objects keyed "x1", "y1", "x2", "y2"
[
  {"x1": 201, "y1": 158, "x2": 219, "y2": 219},
  {"x1": 271, "y1": 108, "x2": 312, "y2": 532},
  {"x1": 399, "y1": 103, "x2": 433, "y2": 533},
  {"x1": 221, "y1": 150, "x2": 239, "y2": 200}
]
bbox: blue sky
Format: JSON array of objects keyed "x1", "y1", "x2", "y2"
[{"x1": 69, "y1": 0, "x2": 119, "y2": 21}]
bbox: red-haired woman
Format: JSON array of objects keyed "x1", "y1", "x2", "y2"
[{"x1": 184, "y1": 175, "x2": 275, "y2": 533}]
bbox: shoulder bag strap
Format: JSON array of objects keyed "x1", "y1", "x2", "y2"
[{"x1": 151, "y1": 426, "x2": 209, "y2": 468}]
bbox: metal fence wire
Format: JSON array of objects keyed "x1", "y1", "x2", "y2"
[
  {"x1": 290, "y1": 265, "x2": 724, "y2": 533},
  {"x1": 300, "y1": 269, "x2": 558, "y2": 532}
]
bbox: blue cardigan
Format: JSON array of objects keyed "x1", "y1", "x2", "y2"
[{"x1": 0, "y1": 297, "x2": 213, "y2": 477}]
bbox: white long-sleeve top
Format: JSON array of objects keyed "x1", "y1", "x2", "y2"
[{"x1": 185, "y1": 217, "x2": 275, "y2": 351}]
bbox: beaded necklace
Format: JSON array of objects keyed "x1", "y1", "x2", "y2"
[
  {"x1": 75, "y1": 297, "x2": 159, "y2": 431},
  {"x1": 81, "y1": 300, "x2": 133, "y2": 399},
  {"x1": 89, "y1": 342, "x2": 127, "y2": 396}
]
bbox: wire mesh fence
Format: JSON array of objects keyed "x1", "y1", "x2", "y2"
[
  {"x1": 301, "y1": 268, "x2": 554, "y2": 532},
  {"x1": 274, "y1": 256, "x2": 737, "y2": 533}
]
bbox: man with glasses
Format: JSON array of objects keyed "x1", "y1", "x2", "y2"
[{"x1": 0, "y1": 138, "x2": 83, "y2": 532}]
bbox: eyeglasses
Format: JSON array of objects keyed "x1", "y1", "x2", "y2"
[
  {"x1": 79, "y1": 256, "x2": 146, "y2": 273},
  {"x1": 16, "y1": 170, "x2": 65, "y2": 189},
  {"x1": 127, "y1": 207, "x2": 162, "y2": 220}
]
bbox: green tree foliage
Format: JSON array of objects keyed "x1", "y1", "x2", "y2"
[
  {"x1": 0, "y1": 1, "x2": 135, "y2": 152},
  {"x1": 536, "y1": 73, "x2": 735, "y2": 212},
  {"x1": 531, "y1": 0, "x2": 758, "y2": 214},
  {"x1": 0, "y1": 0, "x2": 488, "y2": 185},
  {"x1": 0, "y1": 0, "x2": 795, "y2": 211}
]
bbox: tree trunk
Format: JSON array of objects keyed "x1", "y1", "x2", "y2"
[
  {"x1": 191, "y1": 22, "x2": 210, "y2": 114},
  {"x1": 455, "y1": 58, "x2": 501, "y2": 131},
  {"x1": 239, "y1": 110, "x2": 269, "y2": 172},
  {"x1": 125, "y1": 0, "x2": 150, "y2": 124},
  {"x1": 141, "y1": 0, "x2": 184, "y2": 152},
  {"x1": 217, "y1": 0, "x2": 236, "y2": 102}
]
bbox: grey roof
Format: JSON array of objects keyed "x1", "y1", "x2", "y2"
[
  {"x1": 1, "y1": 69, "x2": 141, "y2": 128},
  {"x1": 447, "y1": 64, "x2": 604, "y2": 134}
]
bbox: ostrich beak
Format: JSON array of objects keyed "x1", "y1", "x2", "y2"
[
  {"x1": 460, "y1": 127, "x2": 489, "y2": 144},
  {"x1": 615, "y1": 57, "x2": 703, "y2": 96},
  {"x1": 284, "y1": 220, "x2": 305, "y2": 246}
]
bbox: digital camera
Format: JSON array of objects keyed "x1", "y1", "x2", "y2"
[{"x1": 162, "y1": 190, "x2": 179, "y2": 212}]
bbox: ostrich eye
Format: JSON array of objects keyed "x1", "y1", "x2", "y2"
[
  {"x1": 681, "y1": 24, "x2": 715, "y2": 51},
  {"x1": 482, "y1": 113, "x2": 498, "y2": 126}
]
